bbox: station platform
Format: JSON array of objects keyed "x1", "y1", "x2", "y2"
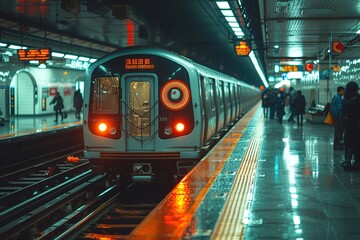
[
  {"x1": 129, "y1": 103, "x2": 360, "y2": 239},
  {"x1": 0, "y1": 112, "x2": 83, "y2": 141}
]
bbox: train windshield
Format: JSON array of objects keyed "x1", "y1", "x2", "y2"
[{"x1": 91, "y1": 77, "x2": 120, "y2": 114}]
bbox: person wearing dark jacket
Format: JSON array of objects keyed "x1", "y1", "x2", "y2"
[
  {"x1": 50, "y1": 92, "x2": 64, "y2": 122},
  {"x1": 341, "y1": 81, "x2": 360, "y2": 170},
  {"x1": 73, "y1": 89, "x2": 83, "y2": 120},
  {"x1": 295, "y1": 90, "x2": 306, "y2": 127},
  {"x1": 275, "y1": 89, "x2": 286, "y2": 123}
]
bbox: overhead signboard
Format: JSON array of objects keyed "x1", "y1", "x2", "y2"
[
  {"x1": 280, "y1": 65, "x2": 303, "y2": 72},
  {"x1": 331, "y1": 40, "x2": 344, "y2": 54},
  {"x1": 234, "y1": 40, "x2": 251, "y2": 56},
  {"x1": 18, "y1": 48, "x2": 51, "y2": 61}
]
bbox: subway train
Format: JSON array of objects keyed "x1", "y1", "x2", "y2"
[{"x1": 82, "y1": 46, "x2": 260, "y2": 183}]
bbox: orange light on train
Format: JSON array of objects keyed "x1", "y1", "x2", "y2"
[
  {"x1": 98, "y1": 123, "x2": 108, "y2": 132},
  {"x1": 175, "y1": 122, "x2": 185, "y2": 132}
]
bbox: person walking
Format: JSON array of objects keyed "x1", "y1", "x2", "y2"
[
  {"x1": 295, "y1": 90, "x2": 306, "y2": 127},
  {"x1": 73, "y1": 89, "x2": 83, "y2": 120},
  {"x1": 50, "y1": 92, "x2": 64, "y2": 122},
  {"x1": 341, "y1": 81, "x2": 360, "y2": 170},
  {"x1": 331, "y1": 86, "x2": 345, "y2": 150}
]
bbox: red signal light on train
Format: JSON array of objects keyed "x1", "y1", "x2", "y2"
[
  {"x1": 98, "y1": 123, "x2": 108, "y2": 132},
  {"x1": 175, "y1": 122, "x2": 185, "y2": 132}
]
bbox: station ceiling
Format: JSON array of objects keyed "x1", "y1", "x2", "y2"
[{"x1": 0, "y1": 0, "x2": 359, "y2": 87}]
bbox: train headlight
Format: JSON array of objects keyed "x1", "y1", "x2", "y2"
[
  {"x1": 175, "y1": 122, "x2": 185, "y2": 132},
  {"x1": 164, "y1": 126, "x2": 173, "y2": 135},
  {"x1": 160, "y1": 80, "x2": 190, "y2": 111},
  {"x1": 98, "y1": 123, "x2": 107, "y2": 132}
]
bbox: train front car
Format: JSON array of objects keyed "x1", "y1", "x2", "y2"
[{"x1": 83, "y1": 47, "x2": 201, "y2": 183}]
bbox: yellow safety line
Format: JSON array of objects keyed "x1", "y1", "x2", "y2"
[
  {"x1": 212, "y1": 115, "x2": 264, "y2": 239},
  {"x1": 129, "y1": 103, "x2": 261, "y2": 239}
]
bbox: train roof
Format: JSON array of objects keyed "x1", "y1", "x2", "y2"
[{"x1": 88, "y1": 46, "x2": 258, "y2": 90}]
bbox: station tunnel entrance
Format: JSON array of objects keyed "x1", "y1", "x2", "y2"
[{"x1": 10, "y1": 70, "x2": 37, "y2": 115}]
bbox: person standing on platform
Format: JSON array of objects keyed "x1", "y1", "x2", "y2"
[
  {"x1": 287, "y1": 87, "x2": 296, "y2": 123},
  {"x1": 73, "y1": 89, "x2": 83, "y2": 120},
  {"x1": 331, "y1": 86, "x2": 345, "y2": 150},
  {"x1": 295, "y1": 90, "x2": 306, "y2": 127},
  {"x1": 341, "y1": 81, "x2": 360, "y2": 170},
  {"x1": 261, "y1": 88, "x2": 270, "y2": 118},
  {"x1": 50, "y1": 92, "x2": 64, "y2": 122},
  {"x1": 275, "y1": 88, "x2": 286, "y2": 123}
]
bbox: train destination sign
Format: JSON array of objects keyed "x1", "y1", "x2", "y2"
[
  {"x1": 125, "y1": 58, "x2": 154, "y2": 70},
  {"x1": 18, "y1": 48, "x2": 51, "y2": 61}
]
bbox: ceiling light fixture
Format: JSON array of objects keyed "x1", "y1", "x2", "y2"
[
  {"x1": 221, "y1": 10, "x2": 234, "y2": 17},
  {"x1": 216, "y1": 1, "x2": 230, "y2": 9},
  {"x1": 64, "y1": 54, "x2": 78, "y2": 60},
  {"x1": 249, "y1": 51, "x2": 268, "y2": 88},
  {"x1": 0, "y1": 42, "x2": 7, "y2": 47}
]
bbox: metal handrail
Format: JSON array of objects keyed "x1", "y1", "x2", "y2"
[{"x1": 120, "y1": 100, "x2": 158, "y2": 144}]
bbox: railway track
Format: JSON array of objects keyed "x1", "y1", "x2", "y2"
[{"x1": 0, "y1": 156, "x2": 171, "y2": 240}]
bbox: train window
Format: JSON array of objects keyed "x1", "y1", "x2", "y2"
[
  {"x1": 209, "y1": 78, "x2": 215, "y2": 110},
  {"x1": 92, "y1": 77, "x2": 120, "y2": 114},
  {"x1": 218, "y1": 81, "x2": 224, "y2": 109}
]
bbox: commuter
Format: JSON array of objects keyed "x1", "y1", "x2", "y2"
[
  {"x1": 287, "y1": 87, "x2": 296, "y2": 123},
  {"x1": 295, "y1": 90, "x2": 306, "y2": 127},
  {"x1": 50, "y1": 92, "x2": 64, "y2": 122},
  {"x1": 274, "y1": 88, "x2": 286, "y2": 123},
  {"x1": 268, "y1": 88, "x2": 276, "y2": 119},
  {"x1": 341, "y1": 81, "x2": 360, "y2": 170},
  {"x1": 73, "y1": 89, "x2": 83, "y2": 120},
  {"x1": 261, "y1": 88, "x2": 270, "y2": 118},
  {"x1": 331, "y1": 86, "x2": 345, "y2": 150}
]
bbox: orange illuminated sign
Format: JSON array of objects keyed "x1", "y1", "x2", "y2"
[
  {"x1": 281, "y1": 65, "x2": 299, "y2": 72},
  {"x1": 125, "y1": 58, "x2": 154, "y2": 70},
  {"x1": 235, "y1": 41, "x2": 251, "y2": 56},
  {"x1": 18, "y1": 48, "x2": 51, "y2": 61}
]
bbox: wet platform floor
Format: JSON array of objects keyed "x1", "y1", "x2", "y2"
[
  {"x1": 244, "y1": 114, "x2": 360, "y2": 239},
  {"x1": 130, "y1": 105, "x2": 360, "y2": 240}
]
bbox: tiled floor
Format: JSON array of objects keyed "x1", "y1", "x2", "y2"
[{"x1": 244, "y1": 116, "x2": 360, "y2": 239}]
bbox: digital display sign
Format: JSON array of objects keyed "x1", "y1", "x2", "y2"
[
  {"x1": 125, "y1": 58, "x2": 154, "y2": 70},
  {"x1": 18, "y1": 48, "x2": 51, "y2": 61},
  {"x1": 234, "y1": 40, "x2": 251, "y2": 56}
]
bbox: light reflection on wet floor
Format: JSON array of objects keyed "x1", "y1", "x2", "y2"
[{"x1": 244, "y1": 118, "x2": 360, "y2": 240}]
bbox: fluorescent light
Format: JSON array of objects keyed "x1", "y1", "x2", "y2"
[
  {"x1": 9, "y1": 45, "x2": 22, "y2": 49},
  {"x1": 356, "y1": 29, "x2": 360, "y2": 34},
  {"x1": 235, "y1": 31, "x2": 245, "y2": 37},
  {"x1": 216, "y1": 1, "x2": 230, "y2": 9},
  {"x1": 0, "y1": 42, "x2": 7, "y2": 47},
  {"x1": 225, "y1": 16, "x2": 237, "y2": 22},
  {"x1": 249, "y1": 51, "x2": 268, "y2": 88},
  {"x1": 221, "y1": 10, "x2": 234, "y2": 17},
  {"x1": 89, "y1": 58, "x2": 97, "y2": 63},
  {"x1": 52, "y1": 52, "x2": 65, "y2": 57},
  {"x1": 64, "y1": 54, "x2": 78, "y2": 60},
  {"x1": 228, "y1": 22, "x2": 240, "y2": 28},
  {"x1": 231, "y1": 27, "x2": 242, "y2": 32},
  {"x1": 78, "y1": 56, "x2": 90, "y2": 62},
  {"x1": 29, "y1": 60, "x2": 39, "y2": 64}
]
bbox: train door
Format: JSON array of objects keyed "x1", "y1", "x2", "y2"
[{"x1": 122, "y1": 74, "x2": 158, "y2": 151}]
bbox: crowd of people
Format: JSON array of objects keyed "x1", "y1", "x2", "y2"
[
  {"x1": 261, "y1": 87, "x2": 306, "y2": 127},
  {"x1": 261, "y1": 81, "x2": 360, "y2": 171},
  {"x1": 50, "y1": 90, "x2": 83, "y2": 122}
]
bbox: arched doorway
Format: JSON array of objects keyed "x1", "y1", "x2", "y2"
[{"x1": 10, "y1": 70, "x2": 37, "y2": 115}]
